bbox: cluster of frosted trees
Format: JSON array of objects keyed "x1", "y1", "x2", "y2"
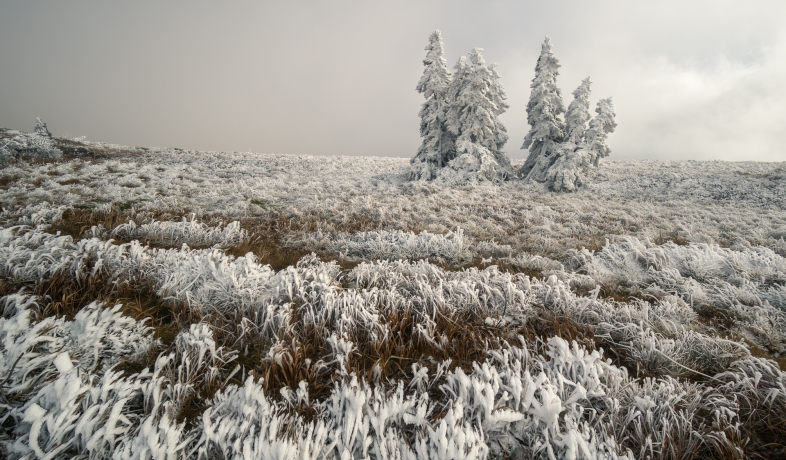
[{"x1": 410, "y1": 31, "x2": 617, "y2": 191}]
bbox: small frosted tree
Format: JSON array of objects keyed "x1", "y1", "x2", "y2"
[
  {"x1": 519, "y1": 37, "x2": 566, "y2": 180},
  {"x1": 564, "y1": 77, "x2": 592, "y2": 144},
  {"x1": 546, "y1": 95, "x2": 616, "y2": 192},
  {"x1": 584, "y1": 97, "x2": 617, "y2": 166},
  {"x1": 437, "y1": 48, "x2": 512, "y2": 184},
  {"x1": 34, "y1": 117, "x2": 52, "y2": 137},
  {"x1": 409, "y1": 30, "x2": 454, "y2": 181}
]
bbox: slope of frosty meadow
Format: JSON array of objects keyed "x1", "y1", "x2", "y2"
[
  {"x1": 1, "y1": 148, "x2": 785, "y2": 259},
  {"x1": 2, "y1": 137, "x2": 786, "y2": 459}
]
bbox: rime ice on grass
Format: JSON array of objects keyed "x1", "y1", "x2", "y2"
[{"x1": 1, "y1": 123, "x2": 786, "y2": 458}]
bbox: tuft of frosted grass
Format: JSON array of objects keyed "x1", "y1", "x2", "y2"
[
  {"x1": 0, "y1": 296, "x2": 153, "y2": 392},
  {"x1": 2, "y1": 218, "x2": 786, "y2": 457},
  {"x1": 505, "y1": 251, "x2": 564, "y2": 273},
  {"x1": 474, "y1": 239, "x2": 514, "y2": 259},
  {"x1": 0, "y1": 203, "x2": 70, "y2": 229},
  {"x1": 300, "y1": 228, "x2": 471, "y2": 264},
  {"x1": 112, "y1": 215, "x2": 249, "y2": 248},
  {"x1": 567, "y1": 236, "x2": 786, "y2": 354},
  {"x1": 1, "y1": 298, "x2": 238, "y2": 459}
]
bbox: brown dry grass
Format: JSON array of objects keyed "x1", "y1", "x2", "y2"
[
  {"x1": 654, "y1": 230, "x2": 691, "y2": 246},
  {"x1": 49, "y1": 207, "x2": 133, "y2": 240},
  {"x1": 0, "y1": 174, "x2": 20, "y2": 188}
]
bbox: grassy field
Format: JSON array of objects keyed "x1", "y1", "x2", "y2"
[{"x1": 1, "y1": 129, "x2": 786, "y2": 459}]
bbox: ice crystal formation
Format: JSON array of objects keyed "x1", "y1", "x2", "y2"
[{"x1": 1, "y1": 121, "x2": 785, "y2": 459}]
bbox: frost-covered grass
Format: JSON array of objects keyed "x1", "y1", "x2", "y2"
[{"x1": 1, "y1": 133, "x2": 786, "y2": 459}]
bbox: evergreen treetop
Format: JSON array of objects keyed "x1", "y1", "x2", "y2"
[
  {"x1": 521, "y1": 37, "x2": 566, "y2": 153},
  {"x1": 416, "y1": 30, "x2": 451, "y2": 99},
  {"x1": 564, "y1": 77, "x2": 592, "y2": 145},
  {"x1": 584, "y1": 97, "x2": 617, "y2": 166},
  {"x1": 446, "y1": 48, "x2": 509, "y2": 154},
  {"x1": 410, "y1": 30, "x2": 454, "y2": 180}
]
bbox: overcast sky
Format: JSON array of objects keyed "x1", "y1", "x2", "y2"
[{"x1": 1, "y1": 1, "x2": 784, "y2": 161}]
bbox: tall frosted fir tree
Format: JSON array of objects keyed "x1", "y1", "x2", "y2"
[
  {"x1": 564, "y1": 77, "x2": 592, "y2": 144},
  {"x1": 437, "y1": 48, "x2": 512, "y2": 184},
  {"x1": 519, "y1": 37, "x2": 566, "y2": 180},
  {"x1": 409, "y1": 30, "x2": 454, "y2": 181}
]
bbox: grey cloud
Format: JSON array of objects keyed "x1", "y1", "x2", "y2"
[{"x1": 0, "y1": 0, "x2": 783, "y2": 161}]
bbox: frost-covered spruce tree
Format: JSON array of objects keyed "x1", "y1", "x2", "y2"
[
  {"x1": 544, "y1": 78, "x2": 592, "y2": 192},
  {"x1": 437, "y1": 48, "x2": 512, "y2": 184},
  {"x1": 584, "y1": 97, "x2": 617, "y2": 166},
  {"x1": 409, "y1": 30, "x2": 454, "y2": 181},
  {"x1": 564, "y1": 77, "x2": 592, "y2": 144},
  {"x1": 547, "y1": 94, "x2": 616, "y2": 192},
  {"x1": 519, "y1": 37, "x2": 566, "y2": 181},
  {"x1": 34, "y1": 117, "x2": 52, "y2": 137}
]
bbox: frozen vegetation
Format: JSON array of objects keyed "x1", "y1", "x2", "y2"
[
  {"x1": 0, "y1": 119, "x2": 63, "y2": 164},
  {"x1": 410, "y1": 32, "x2": 511, "y2": 185},
  {"x1": 410, "y1": 33, "x2": 616, "y2": 191},
  {"x1": 0, "y1": 123, "x2": 785, "y2": 459}
]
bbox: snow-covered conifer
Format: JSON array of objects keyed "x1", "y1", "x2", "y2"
[
  {"x1": 564, "y1": 77, "x2": 592, "y2": 144},
  {"x1": 541, "y1": 78, "x2": 593, "y2": 192},
  {"x1": 546, "y1": 96, "x2": 616, "y2": 192},
  {"x1": 34, "y1": 117, "x2": 51, "y2": 137},
  {"x1": 519, "y1": 37, "x2": 566, "y2": 180},
  {"x1": 410, "y1": 30, "x2": 454, "y2": 181},
  {"x1": 437, "y1": 48, "x2": 511, "y2": 184},
  {"x1": 584, "y1": 97, "x2": 617, "y2": 166}
]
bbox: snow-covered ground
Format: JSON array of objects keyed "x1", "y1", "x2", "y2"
[{"x1": 1, "y1": 130, "x2": 785, "y2": 459}]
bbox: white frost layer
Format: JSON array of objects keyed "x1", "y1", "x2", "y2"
[
  {"x1": 112, "y1": 216, "x2": 249, "y2": 248},
  {"x1": 2, "y1": 221, "x2": 786, "y2": 457},
  {"x1": 4, "y1": 288, "x2": 783, "y2": 459},
  {"x1": 567, "y1": 237, "x2": 786, "y2": 353},
  {"x1": 300, "y1": 228, "x2": 470, "y2": 264},
  {"x1": 2, "y1": 151, "x2": 784, "y2": 261}
]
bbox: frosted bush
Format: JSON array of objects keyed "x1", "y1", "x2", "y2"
[
  {"x1": 0, "y1": 123, "x2": 62, "y2": 163},
  {"x1": 474, "y1": 239, "x2": 514, "y2": 258}
]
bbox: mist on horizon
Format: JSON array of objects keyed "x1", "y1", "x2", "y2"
[{"x1": 1, "y1": 1, "x2": 784, "y2": 161}]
